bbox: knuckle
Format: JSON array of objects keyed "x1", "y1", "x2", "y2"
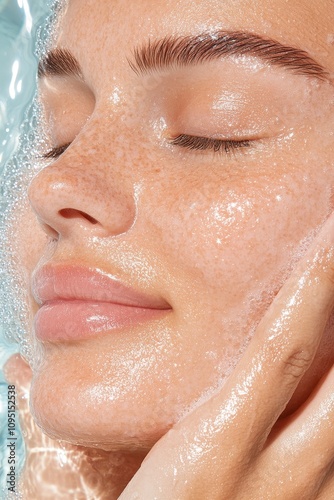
[{"x1": 282, "y1": 348, "x2": 313, "y2": 381}]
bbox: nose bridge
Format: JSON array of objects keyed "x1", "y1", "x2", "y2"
[{"x1": 28, "y1": 127, "x2": 137, "y2": 239}]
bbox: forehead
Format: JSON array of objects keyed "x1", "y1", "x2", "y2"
[
  {"x1": 59, "y1": 0, "x2": 333, "y2": 55},
  {"x1": 55, "y1": 0, "x2": 334, "y2": 94}
]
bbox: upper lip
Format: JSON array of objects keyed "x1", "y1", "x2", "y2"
[{"x1": 32, "y1": 263, "x2": 171, "y2": 310}]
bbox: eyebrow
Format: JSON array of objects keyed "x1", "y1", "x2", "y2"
[
  {"x1": 129, "y1": 30, "x2": 329, "y2": 81},
  {"x1": 38, "y1": 31, "x2": 329, "y2": 83},
  {"x1": 38, "y1": 47, "x2": 83, "y2": 79}
]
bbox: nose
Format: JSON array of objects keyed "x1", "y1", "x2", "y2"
[{"x1": 28, "y1": 150, "x2": 136, "y2": 240}]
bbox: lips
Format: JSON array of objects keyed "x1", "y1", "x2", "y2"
[{"x1": 32, "y1": 264, "x2": 171, "y2": 342}]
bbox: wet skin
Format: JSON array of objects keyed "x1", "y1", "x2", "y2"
[{"x1": 12, "y1": 0, "x2": 334, "y2": 492}]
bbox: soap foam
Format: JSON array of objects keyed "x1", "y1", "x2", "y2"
[{"x1": 0, "y1": 1, "x2": 65, "y2": 364}]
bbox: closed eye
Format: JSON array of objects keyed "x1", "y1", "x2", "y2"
[
  {"x1": 42, "y1": 143, "x2": 71, "y2": 159},
  {"x1": 42, "y1": 134, "x2": 254, "y2": 160},
  {"x1": 170, "y1": 134, "x2": 252, "y2": 154}
]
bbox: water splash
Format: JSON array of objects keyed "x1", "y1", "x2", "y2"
[{"x1": 0, "y1": 1, "x2": 62, "y2": 497}]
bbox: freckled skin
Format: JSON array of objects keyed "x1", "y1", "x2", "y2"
[{"x1": 13, "y1": 0, "x2": 334, "y2": 486}]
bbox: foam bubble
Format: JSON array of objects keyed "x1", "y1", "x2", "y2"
[{"x1": 0, "y1": 1, "x2": 65, "y2": 361}]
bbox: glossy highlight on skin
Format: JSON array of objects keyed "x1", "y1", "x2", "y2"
[
  {"x1": 28, "y1": 0, "x2": 334, "y2": 450},
  {"x1": 9, "y1": 0, "x2": 334, "y2": 497}
]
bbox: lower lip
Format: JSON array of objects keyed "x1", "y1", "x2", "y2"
[{"x1": 34, "y1": 300, "x2": 169, "y2": 342}]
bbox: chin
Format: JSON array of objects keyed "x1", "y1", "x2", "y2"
[
  {"x1": 27, "y1": 308, "x2": 235, "y2": 452},
  {"x1": 29, "y1": 370, "x2": 178, "y2": 452},
  {"x1": 28, "y1": 339, "x2": 200, "y2": 452}
]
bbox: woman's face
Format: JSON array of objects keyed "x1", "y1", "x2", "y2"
[{"x1": 20, "y1": 0, "x2": 334, "y2": 450}]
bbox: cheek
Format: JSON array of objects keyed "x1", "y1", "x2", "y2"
[{"x1": 149, "y1": 169, "x2": 332, "y2": 307}]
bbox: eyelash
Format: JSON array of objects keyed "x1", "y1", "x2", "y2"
[
  {"x1": 42, "y1": 143, "x2": 71, "y2": 159},
  {"x1": 170, "y1": 134, "x2": 251, "y2": 154},
  {"x1": 42, "y1": 134, "x2": 252, "y2": 159}
]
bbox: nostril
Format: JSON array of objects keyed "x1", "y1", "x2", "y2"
[{"x1": 58, "y1": 208, "x2": 99, "y2": 225}]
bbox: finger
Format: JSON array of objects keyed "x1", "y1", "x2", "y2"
[
  {"x1": 234, "y1": 211, "x2": 334, "y2": 445},
  {"x1": 257, "y1": 365, "x2": 334, "y2": 499},
  {"x1": 120, "y1": 213, "x2": 334, "y2": 500},
  {"x1": 317, "y1": 462, "x2": 334, "y2": 500},
  {"x1": 176, "y1": 210, "x2": 334, "y2": 459}
]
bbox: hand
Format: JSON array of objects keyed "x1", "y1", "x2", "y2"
[{"x1": 120, "y1": 213, "x2": 334, "y2": 500}]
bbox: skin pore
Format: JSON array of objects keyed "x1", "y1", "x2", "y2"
[{"x1": 9, "y1": 0, "x2": 334, "y2": 497}]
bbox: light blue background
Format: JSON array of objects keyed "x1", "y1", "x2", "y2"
[{"x1": 0, "y1": 1, "x2": 54, "y2": 494}]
